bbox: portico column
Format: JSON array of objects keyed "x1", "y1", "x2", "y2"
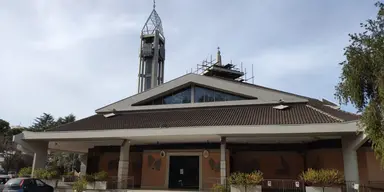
[
  {"x1": 80, "y1": 154, "x2": 88, "y2": 176},
  {"x1": 118, "y1": 140, "x2": 130, "y2": 189},
  {"x1": 220, "y1": 137, "x2": 226, "y2": 185},
  {"x1": 342, "y1": 135, "x2": 359, "y2": 189},
  {"x1": 31, "y1": 141, "x2": 48, "y2": 177}
]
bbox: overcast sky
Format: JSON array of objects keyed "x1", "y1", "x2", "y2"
[{"x1": 0, "y1": 0, "x2": 378, "y2": 126}]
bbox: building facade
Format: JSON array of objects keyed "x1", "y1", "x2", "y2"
[{"x1": 13, "y1": 72, "x2": 384, "y2": 190}]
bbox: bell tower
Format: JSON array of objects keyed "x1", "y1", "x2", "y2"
[{"x1": 137, "y1": 0, "x2": 165, "y2": 93}]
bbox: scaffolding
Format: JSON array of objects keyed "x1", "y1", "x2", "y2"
[{"x1": 186, "y1": 48, "x2": 254, "y2": 84}]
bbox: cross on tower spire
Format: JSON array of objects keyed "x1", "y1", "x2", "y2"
[{"x1": 153, "y1": 0, "x2": 156, "y2": 10}]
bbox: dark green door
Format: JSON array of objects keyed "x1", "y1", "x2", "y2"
[{"x1": 168, "y1": 156, "x2": 199, "y2": 189}]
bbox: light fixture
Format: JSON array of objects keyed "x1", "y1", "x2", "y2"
[
  {"x1": 273, "y1": 104, "x2": 289, "y2": 110},
  {"x1": 103, "y1": 113, "x2": 116, "y2": 118}
]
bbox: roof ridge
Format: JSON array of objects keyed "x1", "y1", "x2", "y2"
[
  {"x1": 305, "y1": 104, "x2": 344, "y2": 122},
  {"x1": 323, "y1": 104, "x2": 360, "y2": 117}
]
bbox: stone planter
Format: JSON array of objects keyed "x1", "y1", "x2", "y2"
[
  {"x1": 86, "y1": 181, "x2": 107, "y2": 190},
  {"x1": 230, "y1": 185, "x2": 262, "y2": 192},
  {"x1": 41, "y1": 179, "x2": 58, "y2": 188},
  {"x1": 305, "y1": 186, "x2": 342, "y2": 192}
]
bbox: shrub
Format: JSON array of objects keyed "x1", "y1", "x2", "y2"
[
  {"x1": 300, "y1": 169, "x2": 344, "y2": 187},
  {"x1": 32, "y1": 169, "x2": 59, "y2": 180},
  {"x1": 18, "y1": 167, "x2": 32, "y2": 177},
  {"x1": 212, "y1": 184, "x2": 227, "y2": 192},
  {"x1": 245, "y1": 171, "x2": 264, "y2": 185},
  {"x1": 17, "y1": 167, "x2": 32, "y2": 177},
  {"x1": 73, "y1": 177, "x2": 87, "y2": 192},
  {"x1": 94, "y1": 171, "x2": 108, "y2": 181},
  {"x1": 227, "y1": 172, "x2": 246, "y2": 186},
  {"x1": 227, "y1": 171, "x2": 263, "y2": 186},
  {"x1": 85, "y1": 171, "x2": 109, "y2": 182},
  {"x1": 64, "y1": 171, "x2": 74, "y2": 176}
]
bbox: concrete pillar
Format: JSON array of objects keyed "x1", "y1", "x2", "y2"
[
  {"x1": 30, "y1": 141, "x2": 48, "y2": 177},
  {"x1": 342, "y1": 135, "x2": 359, "y2": 191},
  {"x1": 118, "y1": 140, "x2": 130, "y2": 189},
  {"x1": 80, "y1": 154, "x2": 87, "y2": 176},
  {"x1": 220, "y1": 137, "x2": 226, "y2": 185}
]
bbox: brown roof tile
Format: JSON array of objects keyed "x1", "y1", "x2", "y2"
[{"x1": 48, "y1": 102, "x2": 352, "y2": 132}]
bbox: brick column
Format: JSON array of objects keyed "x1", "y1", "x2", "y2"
[
  {"x1": 31, "y1": 141, "x2": 48, "y2": 177},
  {"x1": 220, "y1": 137, "x2": 226, "y2": 185},
  {"x1": 118, "y1": 140, "x2": 130, "y2": 189}
]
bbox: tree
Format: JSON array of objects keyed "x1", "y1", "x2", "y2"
[
  {"x1": 45, "y1": 114, "x2": 80, "y2": 174},
  {"x1": 336, "y1": 2, "x2": 384, "y2": 166},
  {"x1": 0, "y1": 119, "x2": 25, "y2": 172},
  {"x1": 29, "y1": 113, "x2": 57, "y2": 132},
  {"x1": 57, "y1": 114, "x2": 76, "y2": 125},
  {"x1": 0, "y1": 119, "x2": 10, "y2": 134}
]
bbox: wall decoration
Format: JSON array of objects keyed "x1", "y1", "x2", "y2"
[
  {"x1": 148, "y1": 155, "x2": 162, "y2": 171},
  {"x1": 209, "y1": 158, "x2": 220, "y2": 172},
  {"x1": 203, "y1": 150, "x2": 209, "y2": 158},
  {"x1": 275, "y1": 156, "x2": 290, "y2": 176},
  {"x1": 160, "y1": 151, "x2": 166, "y2": 158}
]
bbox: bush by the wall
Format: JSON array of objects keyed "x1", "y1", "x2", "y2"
[
  {"x1": 32, "y1": 169, "x2": 59, "y2": 180},
  {"x1": 300, "y1": 168, "x2": 344, "y2": 187},
  {"x1": 73, "y1": 178, "x2": 87, "y2": 192},
  {"x1": 212, "y1": 184, "x2": 227, "y2": 192},
  {"x1": 18, "y1": 167, "x2": 32, "y2": 177},
  {"x1": 85, "y1": 171, "x2": 109, "y2": 182},
  {"x1": 227, "y1": 171, "x2": 263, "y2": 186}
]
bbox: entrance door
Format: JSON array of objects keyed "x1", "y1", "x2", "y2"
[{"x1": 168, "y1": 156, "x2": 199, "y2": 189}]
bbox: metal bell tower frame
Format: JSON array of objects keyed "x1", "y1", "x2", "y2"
[{"x1": 137, "y1": 0, "x2": 165, "y2": 93}]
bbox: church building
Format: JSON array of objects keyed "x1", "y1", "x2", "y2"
[{"x1": 13, "y1": 2, "x2": 383, "y2": 191}]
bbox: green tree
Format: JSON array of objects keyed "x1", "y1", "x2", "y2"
[
  {"x1": 0, "y1": 119, "x2": 24, "y2": 172},
  {"x1": 57, "y1": 114, "x2": 76, "y2": 125},
  {"x1": 46, "y1": 114, "x2": 80, "y2": 174},
  {"x1": 0, "y1": 119, "x2": 10, "y2": 134},
  {"x1": 336, "y1": 2, "x2": 384, "y2": 166},
  {"x1": 29, "y1": 113, "x2": 57, "y2": 132}
]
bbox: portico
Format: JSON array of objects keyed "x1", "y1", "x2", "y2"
[{"x1": 13, "y1": 120, "x2": 370, "y2": 190}]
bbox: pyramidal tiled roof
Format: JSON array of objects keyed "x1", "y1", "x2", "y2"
[{"x1": 48, "y1": 101, "x2": 359, "y2": 132}]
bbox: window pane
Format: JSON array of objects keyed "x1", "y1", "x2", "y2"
[
  {"x1": 194, "y1": 86, "x2": 246, "y2": 103},
  {"x1": 35, "y1": 179, "x2": 44, "y2": 187},
  {"x1": 214, "y1": 91, "x2": 226, "y2": 101},
  {"x1": 194, "y1": 87, "x2": 206, "y2": 103},
  {"x1": 163, "y1": 88, "x2": 191, "y2": 104}
]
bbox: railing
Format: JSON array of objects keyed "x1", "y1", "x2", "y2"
[
  {"x1": 107, "y1": 176, "x2": 135, "y2": 189},
  {"x1": 343, "y1": 181, "x2": 384, "y2": 192},
  {"x1": 203, "y1": 177, "x2": 221, "y2": 191},
  {"x1": 261, "y1": 179, "x2": 305, "y2": 192}
]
